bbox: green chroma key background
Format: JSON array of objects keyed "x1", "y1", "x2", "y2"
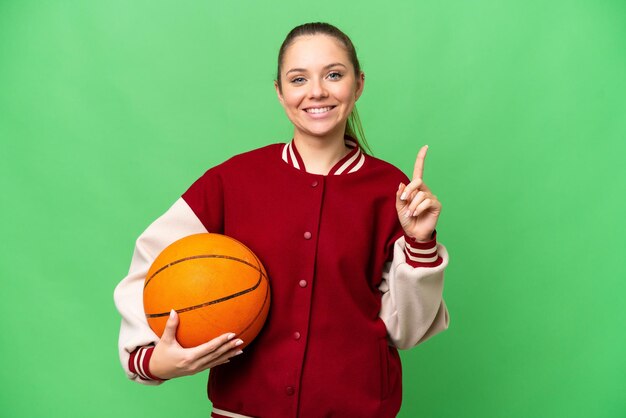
[{"x1": 1, "y1": 1, "x2": 624, "y2": 417}]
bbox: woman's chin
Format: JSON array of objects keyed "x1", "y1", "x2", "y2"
[{"x1": 295, "y1": 124, "x2": 346, "y2": 140}]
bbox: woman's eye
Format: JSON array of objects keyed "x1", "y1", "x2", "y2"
[
  {"x1": 291, "y1": 77, "x2": 306, "y2": 84},
  {"x1": 328, "y1": 72, "x2": 343, "y2": 80}
]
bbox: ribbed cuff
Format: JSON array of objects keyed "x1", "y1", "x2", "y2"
[
  {"x1": 128, "y1": 346, "x2": 166, "y2": 381},
  {"x1": 404, "y1": 231, "x2": 442, "y2": 268}
]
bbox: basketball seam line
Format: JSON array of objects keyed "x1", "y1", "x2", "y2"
[
  {"x1": 144, "y1": 254, "x2": 265, "y2": 289},
  {"x1": 235, "y1": 274, "x2": 270, "y2": 337},
  {"x1": 145, "y1": 273, "x2": 263, "y2": 318}
]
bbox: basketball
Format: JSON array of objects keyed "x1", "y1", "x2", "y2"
[{"x1": 143, "y1": 233, "x2": 270, "y2": 349}]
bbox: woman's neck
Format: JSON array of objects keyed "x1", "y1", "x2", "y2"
[{"x1": 293, "y1": 132, "x2": 350, "y2": 175}]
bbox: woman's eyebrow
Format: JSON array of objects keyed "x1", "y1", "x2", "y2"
[{"x1": 285, "y1": 62, "x2": 347, "y2": 76}]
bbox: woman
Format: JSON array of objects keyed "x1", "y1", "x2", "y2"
[{"x1": 114, "y1": 22, "x2": 449, "y2": 418}]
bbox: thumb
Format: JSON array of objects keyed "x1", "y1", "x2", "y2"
[{"x1": 161, "y1": 309, "x2": 179, "y2": 343}]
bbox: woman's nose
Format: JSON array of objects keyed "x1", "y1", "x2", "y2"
[{"x1": 308, "y1": 79, "x2": 328, "y2": 99}]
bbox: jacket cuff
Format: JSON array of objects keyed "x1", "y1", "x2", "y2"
[
  {"x1": 404, "y1": 231, "x2": 443, "y2": 268},
  {"x1": 128, "y1": 346, "x2": 166, "y2": 382}
]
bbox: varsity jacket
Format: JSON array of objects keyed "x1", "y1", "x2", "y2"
[{"x1": 114, "y1": 139, "x2": 449, "y2": 418}]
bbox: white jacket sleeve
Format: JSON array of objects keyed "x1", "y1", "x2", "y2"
[
  {"x1": 378, "y1": 235, "x2": 450, "y2": 350},
  {"x1": 113, "y1": 198, "x2": 207, "y2": 384}
]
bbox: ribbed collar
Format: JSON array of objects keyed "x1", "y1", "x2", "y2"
[{"x1": 281, "y1": 137, "x2": 366, "y2": 175}]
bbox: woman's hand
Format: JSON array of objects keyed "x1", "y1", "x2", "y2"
[
  {"x1": 396, "y1": 145, "x2": 442, "y2": 242},
  {"x1": 149, "y1": 310, "x2": 244, "y2": 380}
]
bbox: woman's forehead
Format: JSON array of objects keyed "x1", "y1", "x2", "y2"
[{"x1": 282, "y1": 34, "x2": 351, "y2": 70}]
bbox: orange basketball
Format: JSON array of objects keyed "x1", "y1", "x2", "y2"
[{"x1": 143, "y1": 233, "x2": 270, "y2": 349}]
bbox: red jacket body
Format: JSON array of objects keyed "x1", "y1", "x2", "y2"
[{"x1": 182, "y1": 144, "x2": 406, "y2": 417}]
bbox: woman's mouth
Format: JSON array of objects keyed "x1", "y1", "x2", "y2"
[{"x1": 304, "y1": 106, "x2": 335, "y2": 114}]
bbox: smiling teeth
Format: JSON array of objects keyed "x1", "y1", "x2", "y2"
[{"x1": 306, "y1": 107, "x2": 332, "y2": 114}]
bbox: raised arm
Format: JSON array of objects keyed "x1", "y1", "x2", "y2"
[{"x1": 379, "y1": 146, "x2": 450, "y2": 349}]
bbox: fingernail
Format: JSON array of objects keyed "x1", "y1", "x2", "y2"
[
  {"x1": 170, "y1": 309, "x2": 176, "y2": 318},
  {"x1": 227, "y1": 333, "x2": 236, "y2": 341},
  {"x1": 234, "y1": 339, "x2": 244, "y2": 346},
  {"x1": 234, "y1": 350, "x2": 243, "y2": 356},
  {"x1": 404, "y1": 209, "x2": 412, "y2": 218},
  {"x1": 400, "y1": 192, "x2": 407, "y2": 201}
]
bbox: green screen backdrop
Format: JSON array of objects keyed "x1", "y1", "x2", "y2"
[{"x1": 1, "y1": 1, "x2": 625, "y2": 417}]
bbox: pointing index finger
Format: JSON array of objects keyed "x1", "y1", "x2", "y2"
[{"x1": 412, "y1": 145, "x2": 429, "y2": 180}]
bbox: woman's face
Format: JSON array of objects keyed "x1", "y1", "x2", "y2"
[{"x1": 275, "y1": 34, "x2": 364, "y2": 141}]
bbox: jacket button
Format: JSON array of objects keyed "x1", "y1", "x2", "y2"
[
  {"x1": 285, "y1": 386, "x2": 295, "y2": 396},
  {"x1": 299, "y1": 280, "x2": 307, "y2": 288},
  {"x1": 303, "y1": 231, "x2": 312, "y2": 240},
  {"x1": 311, "y1": 180, "x2": 319, "y2": 187},
  {"x1": 293, "y1": 332, "x2": 301, "y2": 340}
]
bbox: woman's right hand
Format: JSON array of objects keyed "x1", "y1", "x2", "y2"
[{"x1": 149, "y1": 310, "x2": 244, "y2": 380}]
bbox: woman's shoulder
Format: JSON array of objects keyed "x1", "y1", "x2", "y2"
[
  {"x1": 200, "y1": 143, "x2": 284, "y2": 175},
  {"x1": 362, "y1": 153, "x2": 410, "y2": 183},
  {"x1": 182, "y1": 143, "x2": 285, "y2": 196},
  {"x1": 224, "y1": 143, "x2": 284, "y2": 165}
]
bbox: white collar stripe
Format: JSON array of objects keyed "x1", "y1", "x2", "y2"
[
  {"x1": 281, "y1": 143, "x2": 289, "y2": 164},
  {"x1": 281, "y1": 139, "x2": 365, "y2": 175},
  {"x1": 348, "y1": 153, "x2": 366, "y2": 173},
  {"x1": 288, "y1": 143, "x2": 301, "y2": 170},
  {"x1": 333, "y1": 148, "x2": 361, "y2": 175}
]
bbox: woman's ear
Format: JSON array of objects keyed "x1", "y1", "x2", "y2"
[
  {"x1": 355, "y1": 71, "x2": 365, "y2": 101},
  {"x1": 274, "y1": 80, "x2": 285, "y2": 106}
]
